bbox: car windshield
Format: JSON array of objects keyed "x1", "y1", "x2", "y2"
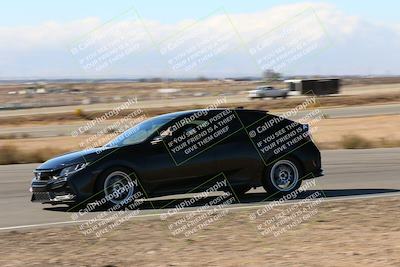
[{"x1": 104, "y1": 114, "x2": 177, "y2": 147}]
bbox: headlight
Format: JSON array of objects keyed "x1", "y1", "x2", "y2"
[{"x1": 58, "y1": 162, "x2": 89, "y2": 178}]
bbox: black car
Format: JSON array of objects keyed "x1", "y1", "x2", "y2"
[{"x1": 31, "y1": 108, "x2": 323, "y2": 208}]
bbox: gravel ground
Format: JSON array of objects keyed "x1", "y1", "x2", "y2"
[{"x1": 0, "y1": 196, "x2": 399, "y2": 267}]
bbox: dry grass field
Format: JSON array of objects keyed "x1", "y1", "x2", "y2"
[{"x1": 0, "y1": 114, "x2": 399, "y2": 164}]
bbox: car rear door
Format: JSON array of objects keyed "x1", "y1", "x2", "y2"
[{"x1": 208, "y1": 110, "x2": 265, "y2": 185}]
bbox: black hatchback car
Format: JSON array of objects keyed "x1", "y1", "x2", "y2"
[{"x1": 31, "y1": 108, "x2": 323, "y2": 207}]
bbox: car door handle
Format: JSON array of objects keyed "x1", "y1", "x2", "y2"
[{"x1": 151, "y1": 137, "x2": 163, "y2": 145}]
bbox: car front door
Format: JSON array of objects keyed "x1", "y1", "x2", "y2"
[{"x1": 142, "y1": 114, "x2": 217, "y2": 194}]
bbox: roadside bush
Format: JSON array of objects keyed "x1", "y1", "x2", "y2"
[
  {"x1": 0, "y1": 145, "x2": 67, "y2": 165},
  {"x1": 379, "y1": 137, "x2": 400, "y2": 148},
  {"x1": 74, "y1": 108, "x2": 86, "y2": 119},
  {"x1": 306, "y1": 101, "x2": 321, "y2": 109},
  {"x1": 341, "y1": 135, "x2": 372, "y2": 149},
  {"x1": 0, "y1": 133, "x2": 17, "y2": 139},
  {"x1": 29, "y1": 147, "x2": 66, "y2": 163},
  {"x1": 0, "y1": 145, "x2": 21, "y2": 164}
]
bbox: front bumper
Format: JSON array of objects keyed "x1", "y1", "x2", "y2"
[
  {"x1": 31, "y1": 191, "x2": 76, "y2": 203},
  {"x1": 31, "y1": 178, "x2": 77, "y2": 204},
  {"x1": 30, "y1": 165, "x2": 100, "y2": 205}
]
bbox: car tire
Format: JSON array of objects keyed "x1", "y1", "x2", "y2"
[
  {"x1": 95, "y1": 167, "x2": 140, "y2": 209},
  {"x1": 262, "y1": 158, "x2": 302, "y2": 196}
]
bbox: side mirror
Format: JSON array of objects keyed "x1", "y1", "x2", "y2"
[
  {"x1": 151, "y1": 127, "x2": 173, "y2": 145},
  {"x1": 151, "y1": 136, "x2": 163, "y2": 145}
]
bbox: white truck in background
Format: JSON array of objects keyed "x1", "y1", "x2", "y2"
[{"x1": 248, "y1": 85, "x2": 289, "y2": 99}]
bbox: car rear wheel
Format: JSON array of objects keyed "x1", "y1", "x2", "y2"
[{"x1": 262, "y1": 158, "x2": 302, "y2": 196}]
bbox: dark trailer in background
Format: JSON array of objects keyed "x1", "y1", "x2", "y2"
[{"x1": 284, "y1": 78, "x2": 340, "y2": 95}]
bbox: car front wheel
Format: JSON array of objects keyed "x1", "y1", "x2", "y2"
[
  {"x1": 96, "y1": 167, "x2": 138, "y2": 208},
  {"x1": 262, "y1": 158, "x2": 302, "y2": 196}
]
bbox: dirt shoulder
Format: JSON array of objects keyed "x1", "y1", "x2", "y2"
[{"x1": 0, "y1": 196, "x2": 399, "y2": 266}]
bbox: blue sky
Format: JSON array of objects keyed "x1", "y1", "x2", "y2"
[
  {"x1": 1, "y1": 1, "x2": 400, "y2": 78},
  {"x1": 2, "y1": 0, "x2": 399, "y2": 26}
]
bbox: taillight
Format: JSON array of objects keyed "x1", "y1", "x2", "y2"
[{"x1": 303, "y1": 124, "x2": 312, "y2": 140}]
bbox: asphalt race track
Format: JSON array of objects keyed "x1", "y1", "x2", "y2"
[{"x1": 0, "y1": 148, "x2": 399, "y2": 231}]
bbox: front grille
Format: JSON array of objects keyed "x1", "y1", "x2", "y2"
[
  {"x1": 32, "y1": 192, "x2": 51, "y2": 201},
  {"x1": 34, "y1": 170, "x2": 55, "y2": 180}
]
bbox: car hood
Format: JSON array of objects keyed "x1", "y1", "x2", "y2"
[{"x1": 36, "y1": 147, "x2": 115, "y2": 170}]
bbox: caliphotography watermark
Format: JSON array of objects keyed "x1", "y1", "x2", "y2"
[
  {"x1": 158, "y1": 96, "x2": 245, "y2": 165},
  {"x1": 70, "y1": 177, "x2": 146, "y2": 238},
  {"x1": 70, "y1": 97, "x2": 147, "y2": 154},
  {"x1": 69, "y1": 7, "x2": 150, "y2": 73},
  {"x1": 159, "y1": 178, "x2": 236, "y2": 238},
  {"x1": 158, "y1": 9, "x2": 241, "y2": 74},
  {"x1": 249, "y1": 178, "x2": 326, "y2": 238},
  {"x1": 245, "y1": 94, "x2": 324, "y2": 163},
  {"x1": 70, "y1": 97, "x2": 139, "y2": 137},
  {"x1": 248, "y1": 7, "x2": 330, "y2": 72}
]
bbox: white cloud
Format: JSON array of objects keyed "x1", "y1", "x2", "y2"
[{"x1": 0, "y1": 2, "x2": 399, "y2": 78}]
